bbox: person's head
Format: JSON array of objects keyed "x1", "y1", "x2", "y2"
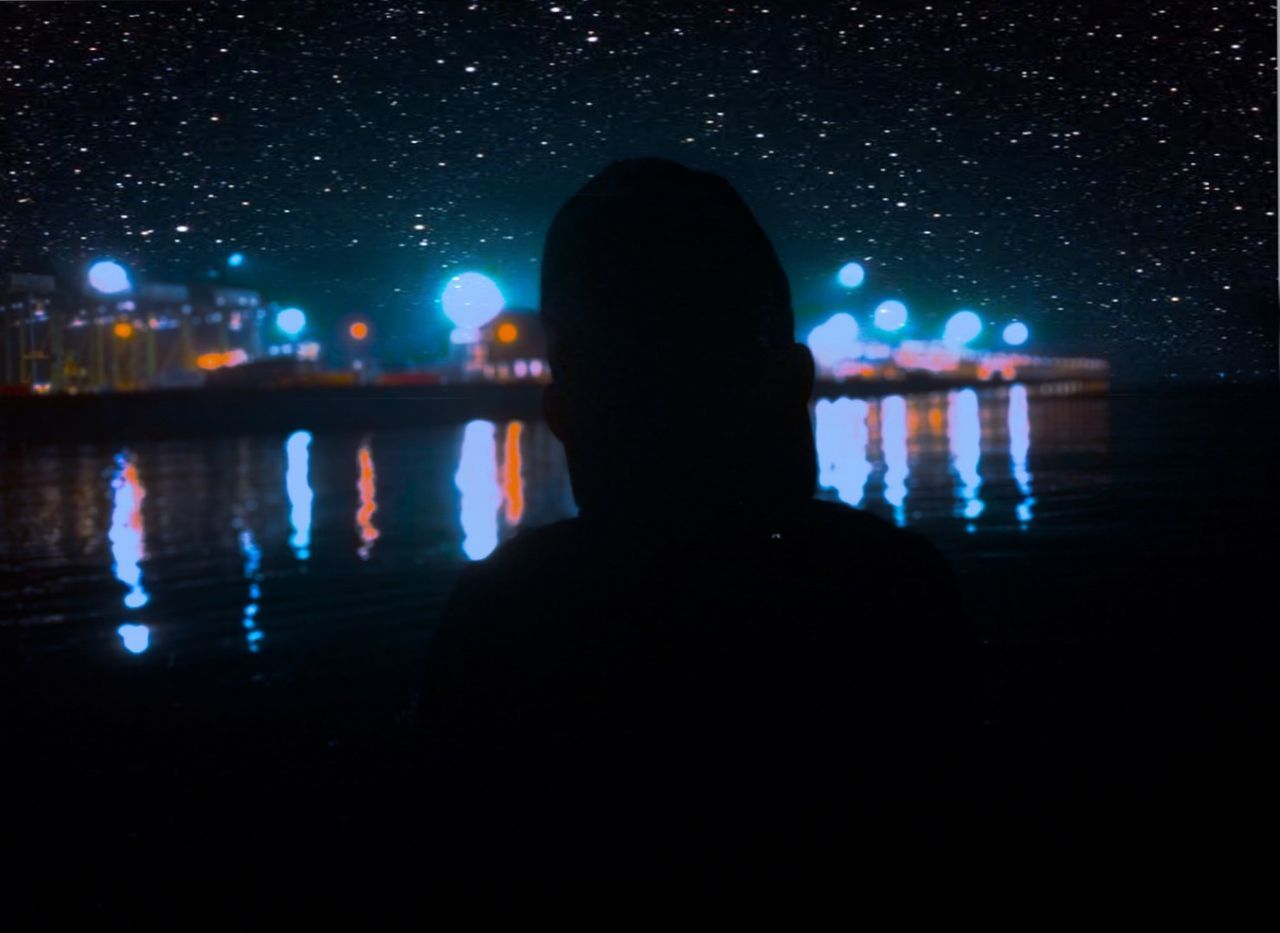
[{"x1": 540, "y1": 158, "x2": 817, "y2": 521}]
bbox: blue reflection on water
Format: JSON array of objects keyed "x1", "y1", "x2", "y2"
[
  {"x1": 880, "y1": 395, "x2": 910, "y2": 526},
  {"x1": 815, "y1": 397, "x2": 872, "y2": 507},
  {"x1": 1008, "y1": 384, "x2": 1036, "y2": 527},
  {"x1": 456, "y1": 420, "x2": 502, "y2": 561},
  {"x1": 239, "y1": 528, "x2": 264, "y2": 653},
  {"x1": 109, "y1": 452, "x2": 149, "y2": 610},
  {"x1": 117, "y1": 623, "x2": 150, "y2": 655},
  {"x1": 948, "y1": 389, "x2": 984, "y2": 530},
  {"x1": 285, "y1": 430, "x2": 313, "y2": 561}
]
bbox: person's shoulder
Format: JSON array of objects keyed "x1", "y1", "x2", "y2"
[
  {"x1": 798, "y1": 498, "x2": 941, "y2": 556},
  {"x1": 446, "y1": 517, "x2": 587, "y2": 605}
]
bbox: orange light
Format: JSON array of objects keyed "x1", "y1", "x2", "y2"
[
  {"x1": 196, "y1": 349, "x2": 248, "y2": 371},
  {"x1": 349, "y1": 321, "x2": 369, "y2": 340},
  {"x1": 496, "y1": 322, "x2": 518, "y2": 344},
  {"x1": 113, "y1": 322, "x2": 133, "y2": 339},
  {"x1": 502, "y1": 421, "x2": 525, "y2": 526},
  {"x1": 356, "y1": 442, "x2": 379, "y2": 559}
]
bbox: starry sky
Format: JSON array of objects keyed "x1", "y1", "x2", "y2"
[{"x1": 3, "y1": 0, "x2": 1275, "y2": 382}]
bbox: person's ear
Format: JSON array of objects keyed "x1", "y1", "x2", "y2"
[
  {"x1": 782, "y1": 341, "x2": 815, "y2": 403},
  {"x1": 543, "y1": 381, "x2": 572, "y2": 447}
]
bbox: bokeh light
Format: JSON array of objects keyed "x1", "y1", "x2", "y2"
[
  {"x1": 836, "y1": 261, "x2": 865, "y2": 288},
  {"x1": 943, "y1": 310, "x2": 983, "y2": 347},
  {"x1": 227, "y1": 252, "x2": 245, "y2": 268},
  {"x1": 441, "y1": 271, "x2": 505, "y2": 330},
  {"x1": 88, "y1": 260, "x2": 131, "y2": 295},
  {"x1": 276, "y1": 307, "x2": 306, "y2": 336},
  {"x1": 113, "y1": 321, "x2": 134, "y2": 339},
  {"x1": 117, "y1": 624, "x2": 151, "y2": 655},
  {"x1": 1002, "y1": 321, "x2": 1030, "y2": 346},
  {"x1": 874, "y1": 299, "x2": 908, "y2": 332},
  {"x1": 349, "y1": 321, "x2": 369, "y2": 340},
  {"x1": 806, "y1": 312, "x2": 861, "y2": 368},
  {"x1": 496, "y1": 321, "x2": 518, "y2": 344}
]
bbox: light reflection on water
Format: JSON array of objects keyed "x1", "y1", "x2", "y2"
[
  {"x1": 285, "y1": 430, "x2": 313, "y2": 561},
  {"x1": 1009, "y1": 384, "x2": 1035, "y2": 527},
  {"x1": 109, "y1": 452, "x2": 149, "y2": 611},
  {"x1": 880, "y1": 395, "x2": 909, "y2": 526},
  {"x1": 0, "y1": 386, "x2": 1112, "y2": 645},
  {"x1": 356, "y1": 439, "x2": 379, "y2": 561},
  {"x1": 815, "y1": 398, "x2": 873, "y2": 507},
  {"x1": 948, "y1": 388, "x2": 985, "y2": 530}
]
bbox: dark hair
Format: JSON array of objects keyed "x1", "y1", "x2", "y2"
[{"x1": 539, "y1": 158, "x2": 794, "y2": 386}]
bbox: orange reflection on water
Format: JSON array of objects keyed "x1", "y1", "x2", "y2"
[
  {"x1": 356, "y1": 440, "x2": 379, "y2": 560},
  {"x1": 502, "y1": 421, "x2": 525, "y2": 526}
]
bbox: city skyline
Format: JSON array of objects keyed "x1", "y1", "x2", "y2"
[{"x1": 2, "y1": 0, "x2": 1275, "y2": 382}]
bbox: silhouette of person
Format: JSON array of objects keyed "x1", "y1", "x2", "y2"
[{"x1": 415, "y1": 158, "x2": 985, "y2": 875}]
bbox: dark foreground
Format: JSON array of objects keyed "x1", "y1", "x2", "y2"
[{"x1": 3, "y1": 386, "x2": 1276, "y2": 910}]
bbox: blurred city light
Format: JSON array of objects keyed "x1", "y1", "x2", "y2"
[
  {"x1": 349, "y1": 321, "x2": 369, "y2": 340},
  {"x1": 441, "y1": 271, "x2": 505, "y2": 331},
  {"x1": 836, "y1": 261, "x2": 865, "y2": 288},
  {"x1": 943, "y1": 310, "x2": 983, "y2": 347},
  {"x1": 874, "y1": 299, "x2": 908, "y2": 332},
  {"x1": 227, "y1": 252, "x2": 245, "y2": 268},
  {"x1": 806, "y1": 312, "x2": 861, "y2": 368},
  {"x1": 276, "y1": 307, "x2": 306, "y2": 336},
  {"x1": 286, "y1": 430, "x2": 313, "y2": 561},
  {"x1": 1002, "y1": 321, "x2": 1030, "y2": 346},
  {"x1": 113, "y1": 321, "x2": 134, "y2": 339},
  {"x1": 89, "y1": 260, "x2": 131, "y2": 295},
  {"x1": 456, "y1": 420, "x2": 502, "y2": 561},
  {"x1": 117, "y1": 624, "x2": 151, "y2": 655},
  {"x1": 497, "y1": 321, "x2": 518, "y2": 344}
]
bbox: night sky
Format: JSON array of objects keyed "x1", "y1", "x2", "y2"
[{"x1": 3, "y1": 0, "x2": 1275, "y2": 382}]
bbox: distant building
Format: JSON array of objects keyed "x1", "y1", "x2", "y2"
[
  {"x1": 1, "y1": 270, "x2": 267, "y2": 393},
  {"x1": 471, "y1": 311, "x2": 548, "y2": 382}
]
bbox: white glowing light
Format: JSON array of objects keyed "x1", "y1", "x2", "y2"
[
  {"x1": 815, "y1": 397, "x2": 872, "y2": 507},
  {"x1": 285, "y1": 430, "x2": 313, "y2": 560},
  {"x1": 806, "y1": 312, "x2": 861, "y2": 368},
  {"x1": 89, "y1": 260, "x2": 131, "y2": 295},
  {"x1": 455, "y1": 420, "x2": 502, "y2": 561},
  {"x1": 874, "y1": 299, "x2": 908, "y2": 332},
  {"x1": 441, "y1": 272, "x2": 505, "y2": 330},
  {"x1": 1002, "y1": 321, "x2": 1030, "y2": 346},
  {"x1": 118, "y1": 624, "x2": 150, "y2": 655},
  {"x1": 943, "y1": 310, "x2": 983, "y2": 347},
  {"x1": 836, "y1": 261, "x2": 865, "y2": 288},
  {"x1": 276, "y1": 307, "x2": 306, "y2": 336}
]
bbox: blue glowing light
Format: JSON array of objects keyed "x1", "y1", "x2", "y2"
[
  {"x1": 285, "y1": 431, "x2": 313, "y2": 560},
  {"x1": 110, "y1": 452, "x2": 149, "y2": 611},
  {"x1": 948, "y1": 389, "x2": 984, "y2": 526},
  {"x1": 276, "y1": 307, "x2": 306, "y2": 336},
  {"x1": 874, "y1": 300, "x2": 908, "y2": 332},
  {"x1": 117, "y1": 624, "x2": 151, "y2": 655},
  {"x1": 943, "y1": 310, "x2": 983, "y2": 347},
  {"x1": 89, "y1": 260, "x2": 131, "y2": 295},
  {"x1": 228, "y1": 252, "x2": 245, "y2": 268},
  {"x1": 1008, "y1": 384, "x2": 1035, "y2": 527},
  {"x1": 815, "y1": 397, "x2": 872, "y2": 508},
  {"x1": 455, "y1": 420, "x2": 502, "y2": 561},
  {"x1": 880, "y1": 395, "x2": 910, "y2": 525},
  {"x1": 239, "y1": 527, "x2": 264, "y2": 652},
  {"x1": 441, "y1": 272, "x2": 505, "y2": 331},
  {"x1": 806, "y1": 312, "x2": 861, "y2": 368},
  {"x1": 1002, "y1": 321, "x2": 1030, "y2": 346},
  {"x1": 836, "y1": 261, "x2": 866, "y2": 289}
]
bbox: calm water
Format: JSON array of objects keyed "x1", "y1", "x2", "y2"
[
  {"x1": 0, "y1": 385, "x2": 1113, "y2": 654},
  {"x1": 4, "y1": 384, "x2": 1275, "y2": 895}
]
